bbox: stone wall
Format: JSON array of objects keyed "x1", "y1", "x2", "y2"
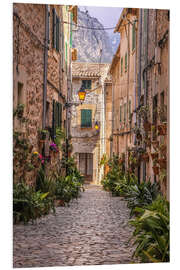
[{"x1": 13, "y1": 3, "x2": 70, "y2": 184}]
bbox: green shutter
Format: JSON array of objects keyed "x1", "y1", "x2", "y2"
[
  {"x1": 125, "y1": 53, "x2": 127, "y2": 72},
  {"x1": 129, "y1": 100, "x2": 131, "y2": 119},
  {"x1": 120, "y1": 106, "x2": 122, "y2": 122},
  {"x1": 121, "y1": 57, "x2": 123, "y2": 75},
  {"x1": 132, "y1": 23, "x2": 136, "y2": 51},
  {"x1": 59, "y1": 103, "x2": 62, "y2": 128},
  {"x1": 52, "y1": 100, "x2": 55, "y2": 139},
  {"x1": 52, "y1": 8, "x2": 56, "y2": 49},
  {"x1": 70, "y1": 13, "x2": 73, "y2": 48},
  {"x1": 81, "y1": 109, "x2": 92, "y2": 127},
  {"x1": 56, "y1": 16, "x2": 59, "y2": 51},
  {"x1": 124, "y1": 103, "x2": 126, "y2": 122}
]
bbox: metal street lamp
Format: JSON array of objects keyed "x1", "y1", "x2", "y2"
[
  {"x1": 78, "y1": 87, "x2": 86, "y2": 103},
  {"x1": 95, "y1": 121, "x2": 99, "y2": 130}
]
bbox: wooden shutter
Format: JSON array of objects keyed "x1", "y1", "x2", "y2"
[
  {"x1": 56, "y1": 16, "x2": 59, "y2": 51},
  {"x1": 125, "y1": 53, "x2": 127, "y2": 72},
  {"x1": 121, "y1": 57, "x2": 123, "y2": 75},
  {"x1": 124, "y1": 103, "x2": 126, "y2": 122},
  {"x1": 52, "y1": 100, "x2": 55, "y2": 140},
  {"x1": 58, "y1": 103, "x2": 62, "y2": 128},
  {"x1": 52, "y1": 8, "x2": 56, "y2": 49},
  {"x1": 120, "y1": 106, "x2": 122, "y2": 122},
  {"x1": 70, "y1": 13, "x2": 73, "y2": 48},
  {"x1": 129, "y1": 100, "x2": 131, "y2": 117},
  {"x1": 132, "y1": 23, "x2": 136, "y2": 51},
  {"x1": 81, "y1": 109, "x2": 92, "y2": 127}
]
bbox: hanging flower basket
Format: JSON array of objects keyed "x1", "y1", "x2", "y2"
[
  {"x1": 143, "y1": 121, "x2": 151, "y2": 132},
  {"x1": 151, "y1": 152, "x2": 159, "y2": 160},
  {"x1": 152, "y1": 166, "x2": 159, "y2": 175},
  {"x1": 141, "y1": 153, "x2": 149, "y2": 162},
  {"x1": 158, "y1": 123, "x2": 167, "y2": 135},
  {"x1": 158, "y1": 158, "x2": 167, "y2": 169}
]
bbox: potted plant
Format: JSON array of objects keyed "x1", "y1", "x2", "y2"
[
  {"x1": 141, "y1": 152, "x2": 149, "y2": 162},
  {"x1": 152, "y1": 140, "x2": 159, "y2": 150},
  {"x1": 144, "y1": 136, "x2": 151, "y2": 147},
  {"x1": 158, "y1": 104, "x2": 167, "y2": 123},
  {"x1": 158, "y1": 123, "x2": 167, "y2": 135},
  {"x1": 143, "y1": 121, "x2": 151, "y2": 132},
  {"x1": 158, "y1": 158, "x2": 167, "y2": 169},
  {"x1": 152, "y1": 164, "x2": 159, "y2": 175},
  {"x1": 13, "y1": 104, "x2": 25, "y2": 119},
  {"x1": 151, "y1": 151, "x2": 159, "y2": 160},
  {"x1": 159, "y1": 143, "x2": 167, "y2": 156},
  {"x1": 38, "y1": 129, "x2": 48, "y2": 141}
]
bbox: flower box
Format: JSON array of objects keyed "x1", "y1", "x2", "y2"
[{"x1": 152, "y1": 166, "x2": 159, "y2": 175}]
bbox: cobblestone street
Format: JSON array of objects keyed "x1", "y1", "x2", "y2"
[{"x1": 13, "y1": 185, "x2": 135, "y2": 268}]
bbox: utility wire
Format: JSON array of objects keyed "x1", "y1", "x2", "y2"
[{"x1": 62, "y1": 20, "x2": 137, "y2": 30}]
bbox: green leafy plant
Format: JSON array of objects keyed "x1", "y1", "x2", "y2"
[
  {"x1": 129, "y1": 195, "x2": 169, "y2": 262},
  {"x1": 126, "y1": 181, "x2": 160, "y2": 217},
  {"x1": 13, "y1": 181, "x2": 54, "y2": 224},
  {"x1": 54, "y1": 127, "x2": 65, "y2": 148}
]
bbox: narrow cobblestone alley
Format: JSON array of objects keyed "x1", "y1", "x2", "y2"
[{"x1": 13, "y1": 185, "x2": 135, "y2": 268}]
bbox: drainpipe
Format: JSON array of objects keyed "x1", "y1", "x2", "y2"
[
  {"x1": 110, "y1": 77, "x2": 114, "y2": 157},
  {"x1": 137, "y1": 9, "x2": 142, "y2": 109},
  {"x1": 42, "y1": 5, "x2": 49, "y2": 129}
]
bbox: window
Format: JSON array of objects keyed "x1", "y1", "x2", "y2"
[
  {"x1": 125, "y1": 52, "x2": 127, "y2": 72},
  {"x1": 124, "y1": 103, "x2": 126, "y2": 122},
  {"x1": 81, "y1": 109, "x2": 92, "y2": 128},
  {"x1": 121, "y1": 57, "x2": 123, "y2": 76},
  {"x1": 65, "y1": 42, "x2": 68, "y2": 71},
  {"x1": 129, "y1": 100, "x2": 131, "y2": 119},
  {"x1": 45, "y1": 101, "x2": 50, "y2": 127},
  {"x1": 17, "y1": 82, "x2": 23, "y2": 105},
  {"x1": 52, "y1": 8, "x2": 61, "y2": 52},
  {"x1": 82, "y1": 80, "x2": 92, "y2": 90},
  {"x1": 70, "y1": 13, "x2": 73, "y2": 48},
  {"x1": 132, "y1": 22, "x2": 136, "y2": 51},
  {"x1": 52, "y1": 100, "x2": 62, "y2": 139},
  {"x1": 120, "y1": 105, "x2": 122, "y2": 122}
]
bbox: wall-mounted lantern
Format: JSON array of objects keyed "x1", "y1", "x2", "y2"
[
  {"x1": 95, "y1": 121, "x2": 100, "y2": 130},
  {"x1": 78, "y1": 87, "x2": 86, "y2": 103}
]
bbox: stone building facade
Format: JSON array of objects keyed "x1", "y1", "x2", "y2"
[
  {"x1": 135, "y1": 9, "x2": 169, "y2": 198},
  {"x1": 13, "y1": 3, "x2": 77, "y2": 184},
  {"x1": 71, "y1": 62, "x2": 111, "y2": 184},
  {"x1": 109, "y1": 8, "x2": 169, "y2": 198},
  {"x1": 110, "y1": 8, "x2": 139, "y2": 165}
]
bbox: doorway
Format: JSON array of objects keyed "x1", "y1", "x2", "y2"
[{"x1": 79, "y1": 153, "x2": 93, "y2": 183}]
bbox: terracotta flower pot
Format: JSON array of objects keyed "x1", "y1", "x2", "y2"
[
  {"x1": 141, "y1": 153, "x2": 149, "y2": 162},
  {"x1": 143, "y1": 122, "x2": 151, "y2": 132},
  {"x1": 158, "y1": 123, "x2": 167, "y2": 135},
  {"x1": 151, "y1": 152, "x2": 159, "y2": 160},
  {"x1": 158, "y1": 158, "x2": 167, "y2": 169},
  {"x1": 152, "y1": 166, "x2": 159, "y2": 175},
  {"x1": 160, "y1": 145, "x2": 167, "y2": 156}
]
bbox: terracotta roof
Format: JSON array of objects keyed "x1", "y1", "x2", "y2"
[{"x1": 72, "y1": 62, "x2": 111, "y2": 78}]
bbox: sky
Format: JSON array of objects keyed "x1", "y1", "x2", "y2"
[{"x1": 79, "y1": 6, "x2": 123, "y2": 31}]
